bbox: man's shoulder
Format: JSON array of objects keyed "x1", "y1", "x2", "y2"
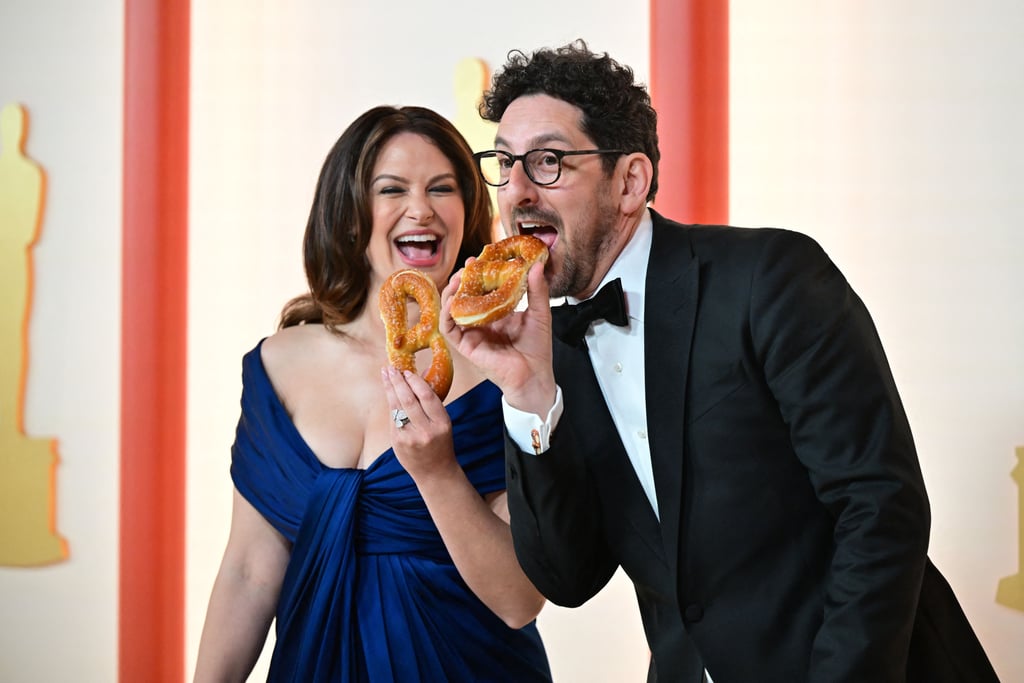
[{"x1": 651, "y1": 210, "x2": 820, "y2": 256}]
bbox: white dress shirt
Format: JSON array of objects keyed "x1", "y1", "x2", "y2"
[{"x1": 504, "y1": 210, "x2": 659, "y2": 519}]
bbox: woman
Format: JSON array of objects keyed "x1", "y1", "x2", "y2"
[{"x1": 194, "y1": 106, "x2": 551, "y2": 682}]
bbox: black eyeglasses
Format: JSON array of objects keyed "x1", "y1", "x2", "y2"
[{"x1": 473, "y1": 148, "x2": 625, "y2": 187}]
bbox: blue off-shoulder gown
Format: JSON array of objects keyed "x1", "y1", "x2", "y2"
[{"x1": 230, "y1": 342, "x2": 552, "y2": 682}]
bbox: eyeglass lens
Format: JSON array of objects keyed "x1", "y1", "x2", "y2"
[{"x1": 478, "y1": 150, "x2": 562, "y2": 187}]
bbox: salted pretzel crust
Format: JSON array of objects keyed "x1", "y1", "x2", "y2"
[
  {"x1": 379, "y1": 269, "x2": 453, "y2": 400},
  {"x1": 450, "y1": 234, "x2": 549, "y2": 327}
]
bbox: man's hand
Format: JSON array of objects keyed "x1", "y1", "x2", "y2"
[{"x1": 441, "y1": 262, "x2": 558, "y2": 417}]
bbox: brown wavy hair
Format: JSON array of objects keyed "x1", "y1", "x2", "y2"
[
  {"x1": 480, "y1": 40, "x2": 660, "y2": 203},
  {"x1": 279, "y1": 105, "x2": 493, "y2": 330}
]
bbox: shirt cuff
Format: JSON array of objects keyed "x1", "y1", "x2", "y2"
[{"x1": 502, "y1": 386, "x2": 564, "y2": 455}]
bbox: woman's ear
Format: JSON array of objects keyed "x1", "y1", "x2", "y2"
[{"x1": 618, "y1": 153, "x2": 653, "y2": 214}]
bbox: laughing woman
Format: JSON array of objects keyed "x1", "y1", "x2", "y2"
[{"x1": 194, "y1": 106, "x2": 551, "y2": 683}]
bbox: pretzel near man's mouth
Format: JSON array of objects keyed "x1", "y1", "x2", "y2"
[{"x1": 450, "y1": 234, "x2": 549, "y2": 327}]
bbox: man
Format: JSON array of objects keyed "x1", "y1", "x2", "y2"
[{"x1": 441, "y1": 41, "x2": 999, "y2": 682}]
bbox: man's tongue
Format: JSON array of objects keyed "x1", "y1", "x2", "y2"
[{"x1": 521, "y1": 225, "x2": 557, "y2": 249}]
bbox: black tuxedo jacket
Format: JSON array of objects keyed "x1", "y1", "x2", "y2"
[{"x1": 505, "y1": 211, "x2": 998, "y2": 682}]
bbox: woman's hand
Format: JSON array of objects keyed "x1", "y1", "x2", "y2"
[
  {"x1": 380, "y1": 366, "x2": 459, "y2": 482},
  {"x1": 380, "y1": 367, "x2": 545, "y2": 628}
]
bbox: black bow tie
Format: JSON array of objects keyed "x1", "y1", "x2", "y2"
[{"x1": 551, "y1": 278, "x2": 629, "y2": 347}]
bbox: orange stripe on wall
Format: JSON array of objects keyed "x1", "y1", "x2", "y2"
[
  {"x1": 649, "y1": 0, "x2": 729, "y2": 224},
  {"x1": 121, "y1": 0, "x2": 189, "y2": 680}
]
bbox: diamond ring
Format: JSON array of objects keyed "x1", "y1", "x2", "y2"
[{"x1": 391, "y1": 408, "x2": 411, "y2": 428}]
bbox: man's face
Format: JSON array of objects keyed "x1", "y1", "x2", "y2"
[{"x1": 494, "y1": 94, "x2": 620, "y2": 299}]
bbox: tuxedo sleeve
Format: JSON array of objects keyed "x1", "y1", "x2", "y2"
[
  {"x1": 751, "y1": 229, "x2": 930, "y2": 682},
  {"x1": 504, "y1": 426, "x2": 620, "y2": 607}
]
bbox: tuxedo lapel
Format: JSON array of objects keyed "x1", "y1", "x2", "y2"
[
  {"x1": 644, "y1": 214, "x2": 698, "y2": 569},
  {"x1": 551, "y1": 318, "x2": 665, "y2": 561}
]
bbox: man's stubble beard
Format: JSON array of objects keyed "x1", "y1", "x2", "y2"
[{"x1": 548, "y1": 184, "x2": 620, "y2": 299}]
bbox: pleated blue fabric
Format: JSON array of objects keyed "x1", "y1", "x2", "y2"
[{"x1": 230, "y1": 341, "x2": 551, "y2": 682}]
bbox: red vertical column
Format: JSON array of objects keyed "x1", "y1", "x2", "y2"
[
  {"x1": 649, "y1": 0, "x2": 729, "y2": 224},
  {"x1": 121, "y1": 0, "x2": 189, "y2": 680}
]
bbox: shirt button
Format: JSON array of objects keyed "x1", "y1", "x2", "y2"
[
  {"x1": 613, "y1": 362, "x2": 623, "y2": 373},
  {"x1": 638, "y1": 430, "x2": 647, "y2": 440}
]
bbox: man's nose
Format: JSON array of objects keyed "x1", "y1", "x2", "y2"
[{"x1": 500, "y1": 160, "x2": 539, "y2": 207}]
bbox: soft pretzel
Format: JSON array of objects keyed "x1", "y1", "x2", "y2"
[
  {"x1": 450, "y1": 234, "x2": 549, "y2": 327},
  {"x1": 379, "y1": 269, "x2": 453, "y2": 401}
]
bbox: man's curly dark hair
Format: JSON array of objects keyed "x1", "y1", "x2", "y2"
[{"x1": 480, "y1": 40, "x2": 660, "y2": 202}]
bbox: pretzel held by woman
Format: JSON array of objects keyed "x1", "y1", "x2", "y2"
[{"x1": 379, "y1": 269, "x2": 453, "y2": 401}]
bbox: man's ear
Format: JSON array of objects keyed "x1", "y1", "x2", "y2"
[{"x1": 618, "y1": 153, "x2": 653, "y2": 214}]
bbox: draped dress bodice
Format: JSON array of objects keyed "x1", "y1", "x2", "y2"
[{"x1": 230, "y1": 341, "x2": 551, "y2": 682}]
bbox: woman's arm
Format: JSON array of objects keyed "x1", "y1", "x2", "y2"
[
  {"x1": 420, "y1": 474, "x2": 545, "y2": 629},
  {"x1": 193, "y1": 489, "x2": 291, "y2": 683},
  {"x1": 382, "y1": 366, "x2": 545, "y2": 629}
]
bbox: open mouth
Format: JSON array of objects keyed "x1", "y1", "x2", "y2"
[
  {"x1": 517, "y1": 221, "x2": 558, "y2": 250},
  {"x1": 395, "y1": 233, "x2": 441, "y2": 265}
]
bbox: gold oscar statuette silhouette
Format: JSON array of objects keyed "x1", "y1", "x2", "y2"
[
  {"x1": 0, "y1": 102, "x2": 68, "y2": 566},
  {"x1": 997, "y1": 446, "x2": 1024, "y2": 611},
  {"x1": 452, "y1": 57, "x2": 502, "y2": 239}
]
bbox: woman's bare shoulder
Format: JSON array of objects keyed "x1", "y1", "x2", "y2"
[
  {"x1": 258, "y1": 325, "x2": 338, "y2": 400},
  {"x1": 261, "y1": 323, "x2": 329, "y2": 363}
]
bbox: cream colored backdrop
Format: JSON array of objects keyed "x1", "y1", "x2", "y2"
[{"x1": 2, "y1": 0, "x2": 1022, "y2": 681}]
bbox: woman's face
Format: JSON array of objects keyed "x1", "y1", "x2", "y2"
[{"x1": 365, "y1": 132, "x2": 466, "y2": 290}]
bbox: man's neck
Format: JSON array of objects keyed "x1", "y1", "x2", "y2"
[{"x1": 577, "y1": 207, "x2": 646, "y2": 300}]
